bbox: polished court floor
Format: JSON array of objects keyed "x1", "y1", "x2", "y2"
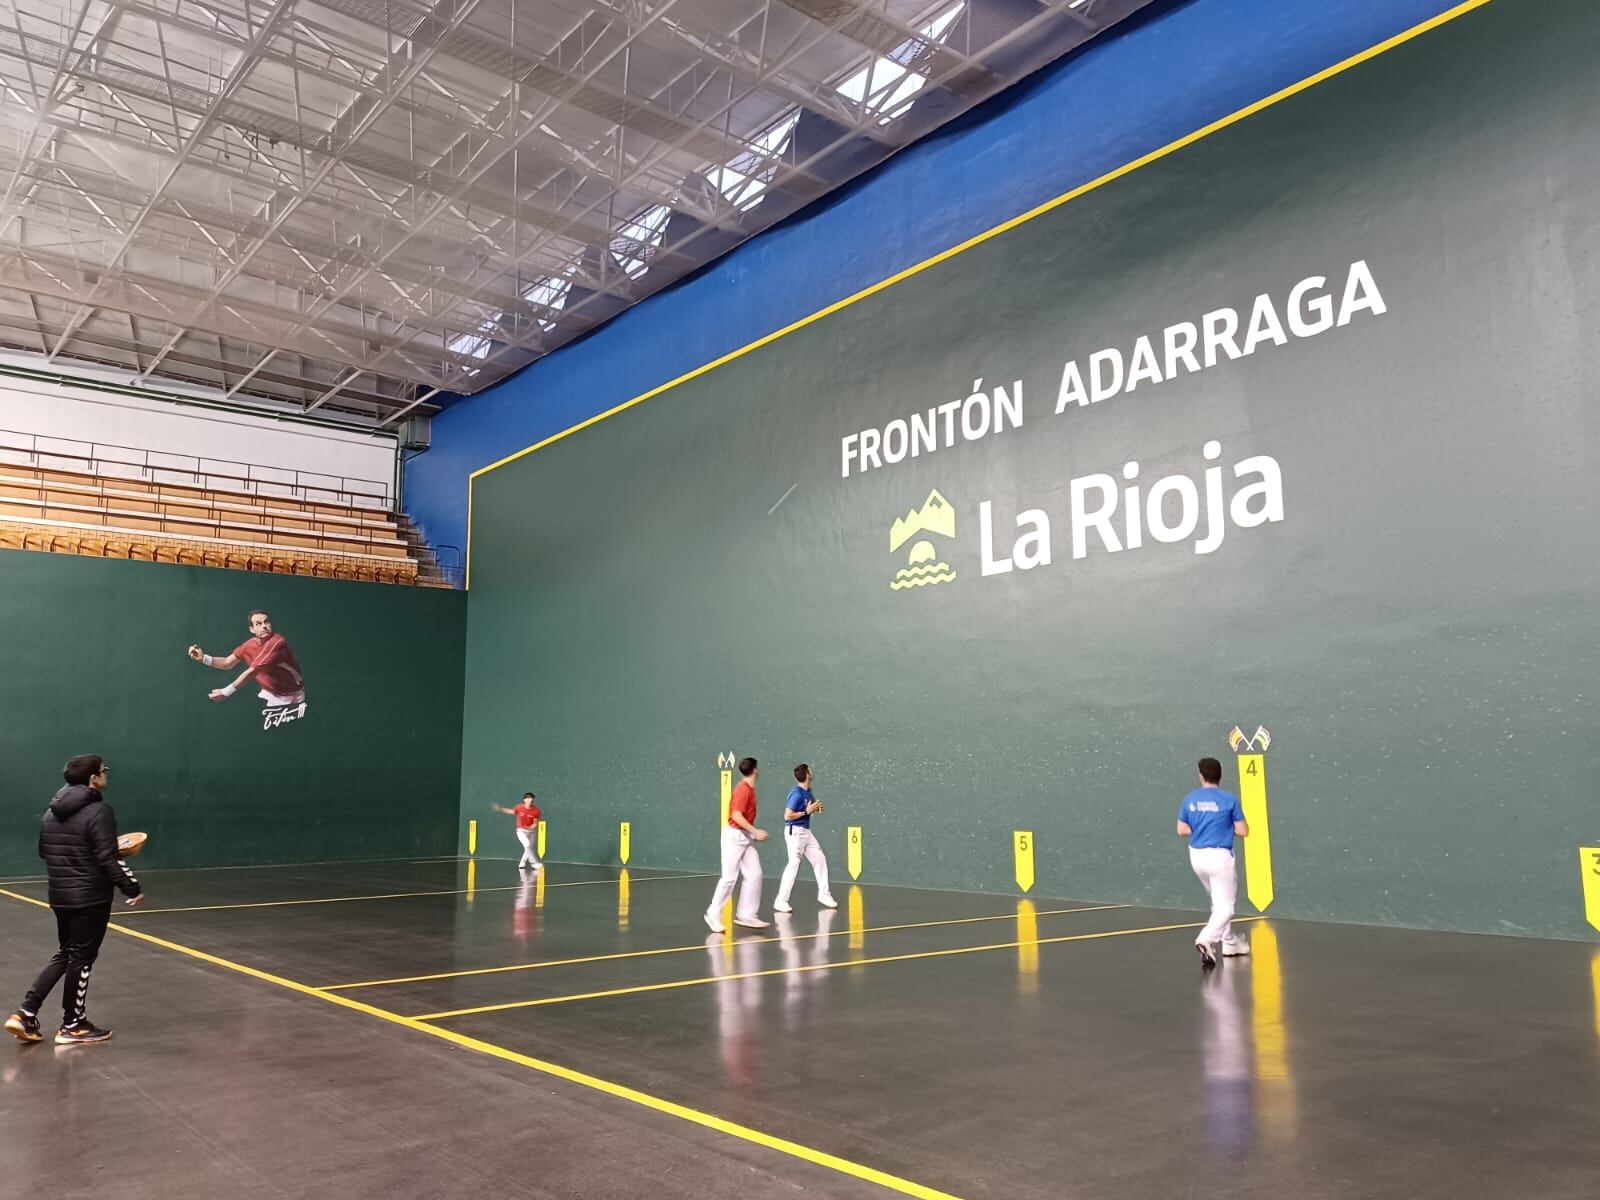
[{"x1": 2, "y1": 857, "x2": 1599, "y2": 1199}]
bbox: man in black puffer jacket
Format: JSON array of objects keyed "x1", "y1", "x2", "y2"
[{"x1": 5, "y1": 755, "x2": 144, "y2": 1046}]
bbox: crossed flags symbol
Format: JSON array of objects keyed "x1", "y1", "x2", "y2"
[{"x1": 1228, "y1": 725, "x2": 1272, "y2": 752}]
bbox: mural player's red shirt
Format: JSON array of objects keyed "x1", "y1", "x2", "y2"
[
  {"x1": 728, "y1": 779, "x2": 756, "y2": 828},
  {"x1": 232, "y1": 633, "x2": 304, "y2": 697},
  {"x1": 515, "y1": 803, "x2": 541, "y2": 829}
]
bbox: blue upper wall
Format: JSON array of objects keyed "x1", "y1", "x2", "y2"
[{"x1": 405, "y1": 0, "x2": 1469, "y2": 564}]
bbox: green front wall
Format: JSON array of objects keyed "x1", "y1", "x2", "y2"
[
  {"x1": 464, "y1": 0, "x2": 1600, "y2": 938},
  {"x1": 0, "y1": 550, "x2": 466, "y2": 874}
]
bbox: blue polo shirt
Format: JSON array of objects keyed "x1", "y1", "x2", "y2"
[
  {"x1": 786, "y1": 786, "x2": 813, "y2": 830},
  {"x1": 1180, "y1": 787, "x2": 1245, "y2": 851}
]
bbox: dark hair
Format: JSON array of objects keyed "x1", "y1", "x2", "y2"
[
  {"x1": 1198, "y1": 757, "x2": 1223, "y2": 785},
  {"x1": 248, "y1": 609, "x2": 271, "y2": 623},
  {"x1": 63, "y1": 755, "x2": 106, "y2": 786},
  {"x1": 794, "y1": 763, "x2": 810, "y2": 783},
  {"x1": 738, "y1": 757, "x2": 758, "y2": 778},
  {"x1": 522, "y1": 792, "x2": 536, "y2": 801}
]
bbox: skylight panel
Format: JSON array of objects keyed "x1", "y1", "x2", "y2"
[
  {"x1": 523, "y1": 274, "x2": 572, "y2": 331},
  {"x1": 613, "y1": 204, "x2": 673, "y2": 280},
  {"x1": 711, "y1": 109, "x2": 802, "y2": 212},
  {"x1": 836, "y1": 2, "x2": 965, "y2": 125}
]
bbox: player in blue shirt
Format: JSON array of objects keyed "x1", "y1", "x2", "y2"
[
  {"x1": 773, "y1": 764, "x2": 837, "y2": 914},
  {"x1": 1177, "y1": 757, "x2": 1250, "y2": 967}
]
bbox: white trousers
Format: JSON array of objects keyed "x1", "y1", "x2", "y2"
[
  {"x1": 775, "y1": 827, "x2": 832, "y2": 906},
  {"x1": 707, "y1": 828, "x2": 763, "y2": 922},
  {"x1": 1190, "y1": 846, "x2": 1237, "y2": 947},
  {"x1": 515, "y1": 827, "x2": 540, "y2": 868}
]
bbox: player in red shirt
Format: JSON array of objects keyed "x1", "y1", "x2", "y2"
[
  {"x1": 703, "y1": 757, "x2": 769, "y2": 934},
  {"x1": 492, "y1": 793, "x2": 542, "y2": 871},
  {"x1": 186, "y1": 610, "x2": 306, "y2": 708}
]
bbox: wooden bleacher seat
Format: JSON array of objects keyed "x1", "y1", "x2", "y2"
[
  {"x1": 0, "y1": 441, "x2": 422, "y2": 584},
  {"x1": 0, "y1": 463, "x2": 397, "y2": 533}
]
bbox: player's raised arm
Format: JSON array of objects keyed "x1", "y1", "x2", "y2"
[{"x1": 188, "y1": 644, "x2": 238, "y2": 670}]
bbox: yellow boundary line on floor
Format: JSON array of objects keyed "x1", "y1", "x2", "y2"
[
  {"x1": 0, "y1": 856, "x2": 471, "y2": 886},
  {"x1": 462, "y1": 0, "x2": 1498, "y2": 588},
  {"x1": 320, "y1": 902, "x2": 1131, "y2": 989},
  {"x1": 73, "y1": 871, "x2": 715, "y2": 916},
  {"x1": 411, "y1": 917, "x2": 1261, "y2": 1020},
  {"x1": 0, "y1": 887, "x2": 961, "y2": 1200}
]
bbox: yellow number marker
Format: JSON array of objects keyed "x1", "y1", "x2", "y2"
[
  {"x1": 468, "y1": 819, "x2": 477, "y2": 856},
  {"x1": 714, "y1": 756, "x2": 737, "y2": 946},
  {"x1": 1014, "y1": 831, "x2": 1035, "y2": 893},
  {"x1": 1236, "y1": 755, "x2": 1274, "y2": 911},
  {"x1": 618, "y1": 868, "x2": 631, "y2": 928},
  {"x1": 1581, "y1": 847, "x2": 1600, "y2": 934},
  {"x1": 535, "y1": 869, "x2": 545, "y2": 909},
  {"x1": 466, "y1": 858, "x2": 477, "y2": 904},
  {"x1": 1016, "y1": 899, "x2": 1038, "y2": 991},
  {"x1": 716, "y1": 751, "x2": 736, "y2": 832},
  {"x1": 537, "y1": 819, "x2": 547, "y2": 860},
  {"x1": 620, "y1": 821, "x2": 631, "y2": 865},
  {"x1": 848, "y1": 885, "x2": 865, "y2": 950},
  {"x1": 847, "y1": 826, "x2": 862, "y2": 880}
]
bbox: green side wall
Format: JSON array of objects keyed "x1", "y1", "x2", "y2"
[
  {"x1": 0, "y1": 550, "x2": 466, "y2": 874},
  {"x1": 462, "y1": 0, "x2": 1600, "y2": 938}
]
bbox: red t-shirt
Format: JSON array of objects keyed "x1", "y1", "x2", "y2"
[
  {"x1": 232, "y1": 633, "x2": 304, "y2": 697},
  {"x1": 728, "y1": 779, "x2": 756, "y2": 828},
  {"x1": 515, "y1": 803, "x2": 541, "y2": 829}
]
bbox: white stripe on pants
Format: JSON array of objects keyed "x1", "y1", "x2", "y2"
[
  {"x1": 515, "y1": 827, "x2": 540, "y2": 867},
  {"x1": 1189, "y1": 846, "x2": 1236, "y2": 947},
  {"x1": 706, "y1": 828, "x2": 763, "y2": 923},
  {"x1": 774, "y1": 826, "x2": 831, "y2": 906}
]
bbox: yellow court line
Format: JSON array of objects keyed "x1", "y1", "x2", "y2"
[
  {"x1": 321, "y1": 902, "x2": 1131, "y2": 990},
  {"x1": 412, "y1": 917, "x2": 1260, "y2": 1020},
  {"x1": 153, "y1": 854, "x2": 471, "y2": 876},
  {"x1": 98, "y1": 871, "x2": 714, "y2": 916},
  {"x1": 462, "y1": 0, "x2": 1498, "y2": 588},
  {"x1": 0, "y1": 888, "x2": 961, "y2": 1200},
  {"x1": 4, "y1": 856, "x2": 468, "y2": 885}
]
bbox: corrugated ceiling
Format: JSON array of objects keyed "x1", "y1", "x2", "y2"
[{"x1": 0, "y1": 0, "x2": 1153, "y2": 423}]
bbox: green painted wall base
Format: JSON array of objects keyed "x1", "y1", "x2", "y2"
[{"x1": 0, "y1": 550, "x2": 466, "y2": 875}]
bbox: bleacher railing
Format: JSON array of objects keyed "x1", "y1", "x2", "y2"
[
  {"x1": 431, "y1": 543, "x2": 465, "y2": 588},
  {"x1": 0, "y1": 429, "x2": 392, "y2": 510}
]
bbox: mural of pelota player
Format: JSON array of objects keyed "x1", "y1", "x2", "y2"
[{"x1": 187, "y1": 610, "x2": 307, "y2": 726}]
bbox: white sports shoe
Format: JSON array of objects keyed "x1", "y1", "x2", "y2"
[
  {"x1": 703, "y1": 910, "x2": 725, "y2": 934},
  {"x1": 773, "y1": 901, "x2": 794, "y2": 913},
  {"x1": 818, "y1": 894, "x2": 838, "y2": 909},
  {"x1": 1222, "y1": 939, "x2": 1250, "y2": 957},
  {"x1": 733, "y1": 916, "x2": 771, "y2": 929}
]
